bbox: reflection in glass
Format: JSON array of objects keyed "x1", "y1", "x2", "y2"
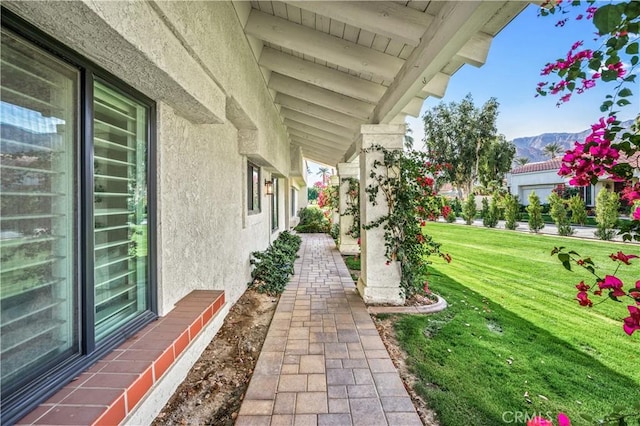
[{"x1": 0, "y1": 28, "x2": 78, "y2": 392}]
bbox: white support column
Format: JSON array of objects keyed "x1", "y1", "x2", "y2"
[
  {"x1": 329, "y1": 175, "x2": 340, "y2": 226},
  {"x1": 357, "y1": 124, "x2": 405, "y2": 305},
  {"x1": 337, "y1": 161, "x2": 360, "y2": 255}
]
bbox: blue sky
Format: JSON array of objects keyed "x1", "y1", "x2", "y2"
[{"x1": 406, "y1": 2, "x2": 639, "y2": 145}]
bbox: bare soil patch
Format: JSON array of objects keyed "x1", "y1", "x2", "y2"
[
  {"x1": 153, "y1": 290, "x2": 278, "y2": 426},
  {"x1": 154, "y1": 287, "x2": 438, "y2": 425}
]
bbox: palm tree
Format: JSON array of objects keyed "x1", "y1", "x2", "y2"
[
  {"x1": 543, "y1": 142, "x2": 563, "y2": 159},
  {"x1": 515, "y1": 157, "x2": 530, "y2": 166},
  {"x1": 317, "y1": 167, "x2": 330, "y2": 185}
]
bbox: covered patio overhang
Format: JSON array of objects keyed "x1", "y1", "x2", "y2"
[
  {"x1": 234, "y1": 0, "x2": 528, "y2": 303},
  {"x1": 234, "y1": 0, "x2": 527, "y2": 167}
]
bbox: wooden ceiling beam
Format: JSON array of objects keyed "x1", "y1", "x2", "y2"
[
  {"x1": 281, "y1": 108, "x2": 358, "y2": 137},
  {"x1": 269, "y1": 73, "x2": 373, "y2": 120},
  {"x1": 275, "y1": 94, "x2": 363, "y2": 129},
  {"x1": 245, "y1": 9, "x2": 404, "y2": 80},
  {"x1": 259, "y1": 47, "x2": 385, "y2": 104},
  {"x1": 285, "y1": 120, "x2": 353, "y2": 145},
  {"x1": 284, "y1": 1, "x2": 434, "y2": 47},
  {"x1": 373, "y1": 1, "x2": 515, "y2": 123}
]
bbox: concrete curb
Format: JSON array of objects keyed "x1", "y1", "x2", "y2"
[{"x1": 367, "y1": 294, "x2": 448, "y2": 315}]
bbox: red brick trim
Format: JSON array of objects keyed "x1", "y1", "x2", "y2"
[{"x1": 16, "y1": 291, "x2": 225, "y2": 426}]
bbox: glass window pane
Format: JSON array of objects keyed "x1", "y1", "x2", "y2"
[
  {"x1": 252, "y1": 166, "x2": 259, "y2": 211},
  {"x1": 93, "y1": 81, "x2": 148, "y2": 340},
  {"x1": 0, "y1": 28, "x2": 78, "y2": 392}
]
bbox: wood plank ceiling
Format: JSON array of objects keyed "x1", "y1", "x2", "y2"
[{"x1": 234, "y1": 1, "x2": 527, "y2": 167}]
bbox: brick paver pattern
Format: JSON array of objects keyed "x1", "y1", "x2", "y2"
[{"x1": 236, "y1": 234, "x2": 422, "y2": 426}]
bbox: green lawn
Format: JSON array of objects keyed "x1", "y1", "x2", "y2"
[{"x1": 392, "y1": 223, "x2": 640, "y2": 425}]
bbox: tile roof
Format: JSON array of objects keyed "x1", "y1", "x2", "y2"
[{"x1": 511, "y1": 158, "x2": 563, "y2": 174}]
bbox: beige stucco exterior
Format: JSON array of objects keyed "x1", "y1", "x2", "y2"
[{"x1": 4, "y1": 1, "x2": 303, "y2": 315}]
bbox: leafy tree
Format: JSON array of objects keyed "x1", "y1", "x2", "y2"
[
  {"x1": 479, "y1": 135, "x2": 516, "y2": 187},
  {"x1": 423, "y1": 93, "x2": 500, "y2": 196},
  {"x1": 526, "y1": 191, "x2": 545, "y2": 233},
  {"x1": 548, "y1": 192, "x2": 574, "y2": 236},
  {"x1": 307, "y1": 184, "x2": 320, "y2": 203},
  {"x1": 595, "y1": 188, "x2": 620, "y2": 240},
  {"x1": 515, "y1": 157, "x2": 530, "y2": 166},
  {"x1": 543, "y1": 142, "x2": 564, "y2": 159},
  {"x1": 502, "y1": 194, "x2": 520, "y2": 230},
  {"x1": 462, "y1": 193, "x2": 477, "y2": 225},
  {"x1": 567, "y1": 195, "x2": 587, "y2": 226}
]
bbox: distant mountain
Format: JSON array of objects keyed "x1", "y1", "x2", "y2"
[
  {"x1": 512, "y1": 119, "x2": 634, "y2": 162},
  {"x1": 1, "y1": 123, "x2": 58, "y2": 154}
]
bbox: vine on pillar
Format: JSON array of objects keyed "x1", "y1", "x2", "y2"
[
  {"x1": 341, "y1": 177, "x2": 360, "y2": 241},
  {"x1": 362, "y1": 144, "x2": 452, "y2": 298}
]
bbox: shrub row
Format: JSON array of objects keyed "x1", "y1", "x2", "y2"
[
  {"x1": 294, "y1": 206, "x2": 330, "y2": 233},
  {"x1": 248, "y1": 231, "x2": 302, "y2": 295}
]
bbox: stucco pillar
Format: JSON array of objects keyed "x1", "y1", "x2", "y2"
[
  {"x1": 329, "y1": 175, "x2": 340, "y2": 225},
  {"x1": 357, "y1": 124, "x2": 405, "y2": 305},
  {"x1": 337, "y1": 161, "x2": 360, "y2": 255}
]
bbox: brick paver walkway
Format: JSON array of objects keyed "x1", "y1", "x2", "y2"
[{"x1": 236, "y1": 233, "x2": 422, "y2": 426}]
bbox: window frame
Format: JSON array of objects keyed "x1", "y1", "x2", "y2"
[
  {"x1": 271, "y1": 177, "x2": 279, "y2": 231},
  {"x1": 247, "y1": 161, "x2": 261, "y2": 215},
  {"x1": 0, "y1": 9, "x2": 157, "y2": 424}
]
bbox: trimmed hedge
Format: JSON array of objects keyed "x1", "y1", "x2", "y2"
[{"x1": 248, "y1": 231, "x2": 302, "y2": 295}]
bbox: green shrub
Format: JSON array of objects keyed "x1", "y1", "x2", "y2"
[
  {"x1": 450, "y1": 198, "x2": 463, "y2": 216},
  {"x1": 480, "y1": 197, "x2": 489, "y2": 221},
  {"x1": 446, "y1": 211, "x2": 457, "y2": 223},
  {"x1": 568, "y1": 194, "x2": 587, "y2": 226},
  {"x1": 483, "y1": 195, "x2": 499, "y2": 228},
  {"x1": 462, "y1": 194, "x2": 477, "y2": 225},
  {"x1": 248, "y1": 231, "x2": 302, "y2": 295},
  {"x1": 595, "y1": 189, "x2": 619, "y2": 240},
  {"x1": 502, "y1": 194, "x2": 520, "y2": 230},
  {"x1": 548, "y1": 192, "x2": 574, "y2": 236},
  {"x1": 330, "y1": 223, "x2": 340, "y2": 243},
  {"x1": 526, "y1": 191, "x2": 545, "y2": 233},
  {"x1": 295, "y1": 206, "x2": 330, "y2": 233}
]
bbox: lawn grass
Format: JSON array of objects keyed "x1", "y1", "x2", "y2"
[
  {"x1": 343, "y1": 255, "x2": 361, "y2": 271},
  {"x1": 392, "y1": 223, "x2": 640, "y2": 425}
]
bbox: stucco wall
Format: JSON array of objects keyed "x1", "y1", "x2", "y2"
[
  {"x1": 4, "y1": 1, "x2": 295, "y2": 314},
  {"x1": 508, "y1": 170, "x2": 565, "y2": 205}
]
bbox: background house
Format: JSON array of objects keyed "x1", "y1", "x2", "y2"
[{"x1": 507, "y1": 153, "x2": 640, "y2": 206}]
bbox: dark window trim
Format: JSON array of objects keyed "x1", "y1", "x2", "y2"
[
  {"x1": 1, "y1": 8, "x2": 158, "y2": 424},
  {"x1": 271, "y1": 177, "x2": 279, "y2": 231},
  {"x1": 247, "y1": 161, "x2": 261, "y2": 215}
]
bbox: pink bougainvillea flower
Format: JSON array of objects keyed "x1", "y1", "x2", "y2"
[
  {"x1": 528, "y1": 417, "x2": 553, "y2": 426},
  {"x1": 623, "y1": 305, "x2": 640, "y2": 335},
  {"x1": 633, "y1": 206, "x2": 640, "y2": 221},
  {"x1": 599, "y1": 275, "x2": 623, "y2": 289},
  {"x1": 620, "y1": 183, "x2": 640, "y2": 204},
  {"x1": 609, "y1": 251, "x2": 639, "y2": 265},
  {"x1": 558, "y1": 412, "x2": 572, "y2": 426},
  {"x1": 599, "y1": 275, "x2": 626, "y2": 297},
  {"x1": 575, "y1": 281, "x2": 590, "y2": 291},
  {"x1": 576, "y1": 291, "x2": 593, "y2": 307}
]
